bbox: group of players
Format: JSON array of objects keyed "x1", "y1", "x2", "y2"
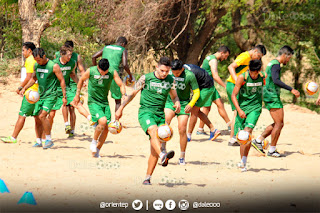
[{"x1": 1, "y1": 36, "x2": 304, "y2": 184}]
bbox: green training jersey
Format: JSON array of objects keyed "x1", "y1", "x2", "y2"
[
  {"x1": 53, "y1": 58, "x2": 76, "y2": 90},
  {"x1": 238, "y1": 71, "x2": 265, "y2": 114},
  {"x1": 35, "y1": 60, "x2": 58, "y2": 100},
  {"x1": 102, "y1": 44, "x2": 125, "y2": 71},
  {"x1": 201, "y1": 54, "x2": 217, "y2": 76},
  {"x1": 88, "y1": 66, "x2": 114, "y2": 106},
  {"x1": 264, "y1": 59, "x2": 281, "y2": 101},
  {"x1": 166, "y1": 69, "x2": 199, "y2": 103},
  {"x1": 55, "y1": 51, "x2": 79, "y2": 89},
  {"x1": 139, "y1": 72, "x2": 174, "y2": 115}
]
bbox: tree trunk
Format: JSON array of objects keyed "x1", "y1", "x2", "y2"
[{"x1": 293, "y1": 46, "x2": 302, "y2": 104}]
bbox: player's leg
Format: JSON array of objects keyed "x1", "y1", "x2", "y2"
[
  {"x1": 163, "y1": 107, "x2": 176, "y2": 153},
  {"x1": 226, "y1": 82, "x2": 238, "y2": 145},
  {"x1": 213, "y1": 98, "x2": 231, "y2": 127},
  {"x1": 68, "y1": 106, "x2": 76, "y2": 137},
  {"x1": 62, "y1": 105, "x2": 71, "y2": 134},
  {"x1": 196, "y1": 108, "x2": 220, "y2": 141},
  {"x1": 33, "y1": 116, "x2": 43, "y2": 147},
  {"x1": 48, "y1": 110, "x2": 56, "y2": 135},
  {"x1": 187, "y1": 106, "x2": 200, "y2": 141},
  {"x1": 110, "y1": 80, "x2": 122, "y2": 112},
  {"x1": 40, "y1": 98, "x2": 57, "y2": 149},
  {"x1": 267, "y1": 108, "x2": 284, "y2": 157},
  {"x1": 70, "y1": 101, "x2": 94, "y2": 125},
  {"x1": 238, "y1": 127, "x2": 253, "y2": 172},
  {"x1": 197, "y1": 106, "x2": 210, "y2": 135},
  {"x1": 95, "y1": 104, "x2": 112, "y2": 157},
  {"x1": 177, "y1": 114, "x2": 189, "y2": 165}
]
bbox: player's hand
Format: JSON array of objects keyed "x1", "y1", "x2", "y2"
[
  {"x1": 115, "y1": 109, "x2": 123, "y2": 120},
  {"x1": 16, "y1": 88, "x2": 21, "y2": 94},
  {"x1": 238, "y1": 109, "x2": 246, "y2": 119},
  {"x1": 291, "y1": 89, "x2": 300, "y2": 98},
  {"x1": 316, "y1": 97, "x2": 320, "y2": 105},
  {"x1": 19, "y1": 88, "x2": 25, "y2": 97},
  {"x1": 62, "y1": 97, "x2": 67, "y2": 106},
  {"x1": 73, "y1": 95, "x2": 80, "y2": 106},
  {"x1": 173, "y1": 101, "x2": 181, "y2": 114},
  {"x1": 184, "y1": 104, "x2": 192, "y2": 113}
]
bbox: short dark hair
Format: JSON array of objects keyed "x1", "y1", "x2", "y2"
[
  {"x1": 65, "y1": 40, "x2": 74, "y2": 48},
  {"x1": 116, "y1": 36, "x2": 128, "y2": 45},
  {"x1": 278, "y1": 45, "x2": 294, "y2": 56},
  {"x1": 253, "y1": 45, "x2": 266, "y2": 55},
  {"x1": 171, "y1": 59, "x2": 184, "y2": 70},
  {"x1": 23, "y1": 42, "x2": 36, "y2": 51},
  {"x1": 158, "y1": 56, "x2": 171, "y2": 67},
  {"x1": 218, "y1": 45, "x2": 230, "y2": 54},
  {"x1": 249, "y1": 60, "x2": 262, "y2": 71},
  {"x1": 98, "y1": 59, "x2": 109, "y2": 71},
  {"x1": 60, "y1": 45, "x2": 73, "y2": 56},
  {"x1": 32, "y1": 48, "x2": 46, "y2": 58}
]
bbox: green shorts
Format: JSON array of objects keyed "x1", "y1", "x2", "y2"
[
  {"x1": 264, "y1": 98, "x2": 283, "y2": 111},
  {"x1": 88, "y1": 102, "x2": 111, "y2": 123},
  {"x1": 33, "y1": 97, "x2": 57, "y2": 116},
  {"x1": 226, "y1": 82, "x2": 238, "y2": 111},
  {"x1": 165, "y1": 100, "x2": 190, "y2": 116},
  {"x1": 234, "y1": 110, "x2": 261, "y2": 135},
  {"x1": 110, "y1": 80, "x2": 122, "y2": 100},
  {"x1": 19, "y1": 96, "x2": 36, "y2": 117},
  {"x1": 138, "y1": 110, "x2": 166, "y2": 135},
  {"x1": 203, "y1": 86, "x2": 221, "y2": 107},
  {"x1": 195, "y1": 87, "x2": 214, "y2": 108},
  {"x1": 52, "y1": 89, "x2": 75, "y2": 110}
]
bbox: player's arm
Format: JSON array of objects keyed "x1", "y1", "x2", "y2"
[
  {"x1": 185, "y1": 74, "x2": 200, "y2": 113},
  {"x1": 169, "y1": 80, "x2": 181, "y2": 114},
  {"x1": 91, "y1": 48, "x2": 104, "y2": 66},
  {"x1": 122, "y1": 49, "x2": 133, "y2": 81},
  {"x1": 17, "y1": 69, "x2": 33, "y2": 94},
  {"x1": 210, "y1": 59, "x2": 226, "y2": 88},
  {"x1": 228, "y1": 62, "x2": 239, "y2": 83},
  {"x1": 53, "y1": 64, "x2": 67, "y2": 105},
  {"x1": 74, "y1": 68, "x2": 90, "y2": 105},
  {"x1": 115, "y1": 75, "x2": 145, "y2": 120},
  {"x1": 113, "y1": 70, "x2": 126, "y2": 96},
  {"x1": 70, "y1": 65, "x2": 79, "y2": 84},
  {"x1": 231, "y1": 75, "x2": 246, "y2": 118},
  {"x1": 19, "y1": 71, "x2": 37, "y2": 96}
]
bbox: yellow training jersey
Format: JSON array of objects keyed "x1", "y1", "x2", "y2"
[
  {"x1": 226, "y1": 51, "x2": 251, "y2": 84},
  {"x1": 25, "y1": 55, "x2": 38, "y2": 92}
]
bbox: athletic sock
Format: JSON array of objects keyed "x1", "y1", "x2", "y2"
[
  {"x1": 36, "y1": 138, "x2": 42, "y2": 144},
  {"x1": 71, "y1": 129, "x2": 75, "y2": 134},
  {"x1": 227, "y1": 121, "x2": 231, "y2": 127},
  {"x1": 160, "y1": 143, "x2": 166, "y2": 153},
  {"x1": 91, "y1": 139, "x2": 97, "y2": 146},
  {"x1": 187, "y1": 133, "x2": 192, "y2": 138},
  {"x1": 197, "y1": 128, "x2": 204, "y2": 132},
  {"x1": 145, "y1": 175, "x2": 151, "y2": 180},
  {"x1": 11, "y1": 136, "x2": 16, "y2": 140},
  {"x1": 256, "y1": 135, "x2": 265, "y2": 143},
  {"x1": 159, "y1": 152, "x2": 165, "y2": 160},
  {"x1": 65, "y1": 122, "x2": 70, "y2": 126},
  {"x1": 180, "y1": 152, "x2": 185, "y2": 159},
  {"x1": 241, "y1": 156, "x2": 247, "y2": 165},
  {"x1": 269, "y1": 146, "x2": 276, "y2": 153},
  {"x1": 87, "y1": 115, "x2": 92, "y2": 121},
  {"x1": 45, "y1": 135, "x2": 51, "y2": 141},
  {"x1": 41, "y1": 138, "x2": 46, "y2": 143},
  {"x1": 229, "y1": 137, "x2": 236, "y2": 143}
]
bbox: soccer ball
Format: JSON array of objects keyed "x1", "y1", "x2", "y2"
[
  {"x1": 236, "y1": 130, "x2": 252, "y2": 145},
  {"x1": 123, "y1": 75, "x2": 136, "y2": 87},
  {"x1": 262, "y1": 139, "x2": 269, "y2": 150},
  {"x1": 108, "y1": 120, "x2": 122, "y2": 134},
  {"x1": 305, "y1": 81, "x2": 318, "y2": 95},
  {"x1": 157, "y1": 124, "x2": 173, "y2": 142},
  {"x1": 25, "y1": 89, "x2": 40, "y2": 104}
]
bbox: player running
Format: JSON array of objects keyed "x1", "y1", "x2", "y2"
[
  {"x1": 92, "y1": 36, "x2": 133, "y2": 112},
  {"x1": 227, "y1": 45, "x2": 266, "y2": 146},
  {"x1": 1, "y1": 42, "x2": 42, "y2": 144},
  {"x1": 115, "y1": 57, "x2": 181, "y2": 185},
  {"x1": 20, "y1": 48, "x2": 67, "y2": 149},
  {"x1": 73, "y1": 59, "x2": 125, "y2": 158},
  {"x1": 197, "y1": 46, "x2": 231, "y2": 135},
  {"x1": 164, "y1": 59, "x2": 200, "y2": 165},
  {"x1": 252, "y1": 45, "x2": 300, "y2": 157},
  {"x1": 231, "y1": 60, "x2": 266, "y2": 172}
]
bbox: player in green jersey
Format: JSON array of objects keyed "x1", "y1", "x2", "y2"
[
  {"x1": 92, "y1": 37, "x2": 133, "y2": 112},
  {"x1": 252, "y1": 46, "x2": 300, "y2": 157},
  {"x1": 231, "y1": 60, "x2": 266, "y2": 172},
  {"x1": 164, "y1": 59, "x2": 200, "y2": 165},
  {"x1": 115, "y1": 57, "x2": 181, "y2": 185},
  {"x1": 20, "y1": 48, "x2": 67, "y2": 149},
  {"x1": 197, "y1": 46, "x2": 231, "y2": 135},
  {"x1": 73, "y1": 59, "x2": 126, "y2": 158},
  {"x1": 49, "y1": 45, "x2": 78, "y2": 138}
]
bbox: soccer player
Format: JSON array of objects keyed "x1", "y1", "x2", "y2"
[
  {"x1": 252, "y1": 46, "x2": 300, "y2": 157},
  {"x1": 1, "y1": 42, "x2": 42, "y2": 144},
  {"x1": 197, "y1": 46, "x2": 231, "y2": 135},
  {"x1": 227, "y1": 45, "x2": 266, "y2": 146},
  {"x1": 186, "y1": 64, "x2": 221, "y2": 142},
  {"x1": 54, "y1": 40, "x2": 93, "y2": 136},
  {"x1": 49, "y1": 45, "x2": 78, "y2": 137},
  {"x1": 92, "y1": 36, "x2": 133, "y2": 112},
  {"x1": 115, "y1": 57, "x2": 181, "y2": 185},
  {"x1": 231, "y1": 59, "x2": 266, "y2": 172},
  {"x1": 164, "y1": 59, "x2": 200, "y2": 165},
  {"x1": 20, "y1": 48, "x2": 67, "y2": 149},
  {"x1": 73, "y1": 59, "x2": 126, "y2": 158}
]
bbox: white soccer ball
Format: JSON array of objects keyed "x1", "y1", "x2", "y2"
[
  {"x1": 305, "y1": 81, "x2": 319, "y2": 95},
  {"x1": 157, "y1": 124, "x2": 173, "y2": 142},
  {"x1": 25, "y1": 89, "x2": 40, "y2": 104},
  {"x1": 236, "y1": 130, "x2": 251, "y2": 145}
]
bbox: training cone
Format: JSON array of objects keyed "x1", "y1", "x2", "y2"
[
  {"x1": 0, "y1": 179, "x2": 9, "y2": 193},
  {"x1": 17, "y1": 192, "x2": 37, "y2": 205}
]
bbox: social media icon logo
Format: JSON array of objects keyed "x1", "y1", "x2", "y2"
[
  {"x1": 100, "y1": 202, "x2": 106, "y2": 209},
  {"x1": 178, "y1": 200, "x2": 189, "y2": 211},
  {"x1": 153, "y1": 199, "x2": 164, "y2": 210},
  {"x1": 132, "y1": 199, "x2": 143, "y2": 210},
  {"x1": 165, "y1": 200, "x2": 176, "y2": 210}
]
